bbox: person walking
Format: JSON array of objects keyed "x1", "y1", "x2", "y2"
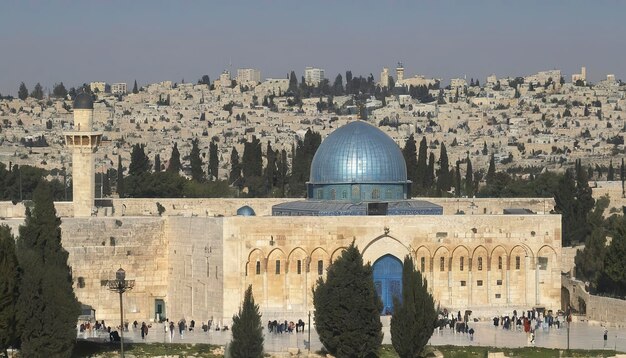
[
  {"x1": 141, "y1": 322, "x2": 148, "y2": 340},
  {"x1": 169, "y1": 321, "x2": 175, "y2": 342},
  {"x1": 604, "y1": 328, "x2": 608, "y2": 348}
]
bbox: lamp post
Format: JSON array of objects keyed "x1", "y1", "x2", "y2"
[{"x1": 108, "y1": 268, "x2": 135, "y2": 358}]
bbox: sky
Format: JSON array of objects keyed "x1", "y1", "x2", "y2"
[{"x1": 1, "y1": 0, "x2": 625, "y2": 96}]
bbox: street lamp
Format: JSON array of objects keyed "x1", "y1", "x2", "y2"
[{"x1": 108, "y1": 268, "x2": 135, "y2": 358}]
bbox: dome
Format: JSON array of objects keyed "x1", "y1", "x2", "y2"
[
  {"x1": 73, "y1": 92, "x2": 94, "y2": 110},
  {"x1": 310, "y1": 121, "x2": 407, "y2": 184},
  {"x1": 236, "y1": 205, "x2": 256, "y2": 216}
]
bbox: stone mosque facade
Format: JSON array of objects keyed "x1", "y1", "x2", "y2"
[{"x1": 0, "y1": 94, "x2": 562, "y2": 325}]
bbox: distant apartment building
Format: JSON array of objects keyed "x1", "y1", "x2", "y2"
[
  {"x1": 219, "y1": 70, "x2": 231, "y2": 89},
  {"x1": 572, "y1": 66, "x2": 586, "y2": 83},
  {"x1": 90, "y1": 81, "x2": 107, "y2": 93},
  {"x1": 236, "y1": 68, "x2": 261, "y2": 84},
  {"x1": 111, "y1": 83, "x2": 127, "y2": 95},
  {"x1": 450, "y1": 78, "x2": 468, "y2": 90},
  {"x1": 304, "y1": 67, "x2": 325, "y2": 85}
]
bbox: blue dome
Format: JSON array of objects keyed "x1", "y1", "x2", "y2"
[
  {"x1": 310, "y1": 121, "x2": 407, "y2": 184},
  {"x1": 236, "y1": 205, "x2": 256, "y2": 216}
]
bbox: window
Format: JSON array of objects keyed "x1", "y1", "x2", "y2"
[
  {"x1": 538, "y1": 257, "x2": 548, "y2": 270},
  {"x1": 420, "y1": 257, "x2": 426, "y2": 272},
  {"x1": 351, "y1": 185, "x2": 360, "y2": 199},
  {"x1": 515, "y1": 256, "x2": 521, "y2": 270},
  {"x1": 440, "y1": 257, "x2": 445, "y2": 271},
  {"x1": 371, "y1": 188, "x2": 380, "y2": 200},
  {"x1": 297, "y1": 260, "x2": 302, "y2": 275},
  {"x1": 317, "y1": 260, "x2": 324, "y2": 275},
  {"x1": 460, "y1": 281, "x2": 467, "y2": 286},
  {"x1": 77, "y1": 277, "x2": 85, "y2": 288},
  {"x1": 495, "y1": 293, "x2": 502, "y2": 299},
  {"x1": 275, "y1": 260, "x2": 281, "y2": 274},
  {"x1": 477, "y1": 280, "x2": 483, "y2": 286},
  {"x1": 498, "y1": 256, "x2": 503, "y2": 270},
  {"x1": 460, "y1": 257, "x2": 464, "y2": 271},
  {"x1": 342, "y1": 190, "x2": 347, "y2": 199},
  {"x1": 386, "y1": 188, "x2": 392, "y2": 199},
  {"x1": 255, "y1": 261, "x2": 261, "y2": 275},
  {"x1": 497, "y1": 279, "x2": 502, "y2": 286},
  {"x1": 316, "y1": 189, "x2": 323, "y2": 199},
  {"x1": 478, "y1": 257, "x2": 483, "y2": 271},
  {"x1": 330, "y1": 189, "x2": 336, "y2": 200},
  {"x1": 207, "y1": 259, "x2": 210, "y2": 277}
]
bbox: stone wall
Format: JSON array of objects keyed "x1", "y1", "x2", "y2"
[
  {"x1": 223, "y1": 214, "x2": 562, "y2": 325},
  {"x1": 563, "y1": 277, "x2": 626, "y2": 327},
  {"x1": 561, "y1": 245, "x2": 584, "y2": 277}
]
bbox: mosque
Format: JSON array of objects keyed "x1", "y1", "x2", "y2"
[{"x1": 0, "y1": 94, "x2": 562, "y2": 325}]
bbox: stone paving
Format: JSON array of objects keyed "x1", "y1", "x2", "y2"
[{"x1": 79, "y1": 321, "x2": 626, "y2": 353}]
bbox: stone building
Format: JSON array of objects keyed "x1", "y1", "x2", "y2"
[{"x1": 0, "y1": 97, "x2": 562, "y2": 326}]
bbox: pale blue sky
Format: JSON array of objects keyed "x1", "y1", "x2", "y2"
[{"x1": 1, "y1": 0, "x2": 624, "y2": 95}]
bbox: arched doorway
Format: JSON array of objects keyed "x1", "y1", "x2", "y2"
[{"x1": 373, "y1": 255, "x2": 402, "y2": 315}]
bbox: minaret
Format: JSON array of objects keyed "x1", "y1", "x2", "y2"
[
  {"x1": 64, "y1": 93, "x2": 102, "y2": 217},
  {"x1": 396, "y1": 62, "x2": 404, "y2": 82}
]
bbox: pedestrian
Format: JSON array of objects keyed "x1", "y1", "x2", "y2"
[
  {"x1": 468, "y1": 327, "x2": 475, "y2": 341},
  {"x1": 169, "y1": 321, "x2": 175, "y2": 342},
  {"x1": 141, "y1": 322, "x2": 148, "y2": 340},
  {"x1": 604, "y1": 328, "x2": 608, "y2": 347},
  {"x1": 179, "y1": 319, "x2": 185, "y2": 339}
]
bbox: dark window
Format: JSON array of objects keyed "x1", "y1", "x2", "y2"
[
  {"x1": 342, "y1": 190, "x2": 347, "y2": 199},
  {"x1": 256, "y1": 261, "x2": 261, "y2": 275},
  {"x1": 497, "y1": 279, "x2": 502, "y2": 285},
  {"x1": 477, "y1": 280, "x2": 483, "y2": 286},
  {"x1": 495, "y1": 293, "x2": 501, "y2": 299},
  {"x1": 371, "y1": 188, "x2": 380, "y2": 200},
  {"x1": 478, "y1": 257, "x2": 483, "y2": 271},
  {"x1": 460, "y1": 257, "x2": 464, "y2": 271},
  {"x1": 498, "y1": 256, "x2": 503, "y2": 270},
  {"x1": 440, "y1": 257, "x2": 445, "y2": 271},
  {"x1": 77, "y1": 277, "x2": 85, "y2": 288},
  {"x1": 317, "y1": 260, "x2": 323, "y2": 275},
  {"x1": 538, "y1": 257, "x2": 548, "y2": 270},
  {"x1": 460, "y1": 280, "x2": 466, "y2": 286},
  {"x1": 275, "y1": 260, "x2": 281, "y2": 274},
  {"x1": 297, "y1": 260, "x2": 302, "y2": 275},
  {"x1": 420, "y1": 257, "x2": 426, "y2": 272},
  {"x1": 330, "y1": 189, "x2": 336, "y2": 200},
  {"x1": 515, "y1": 256, "x2": 521, "y2": 270}
]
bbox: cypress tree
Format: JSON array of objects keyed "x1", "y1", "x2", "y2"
[
  {"x1": 555, "y1": 170, "x2": 577, "y2": 246},
  {"x1": 102, "y1": 170, "x2": 111, "y2": 197},
  {"x1": 16, "y1": 182, "x2": 80, "y2": 357},
  {"x1": 263, "y1": 142, "x2": 276, "y2": 194},
  {"x1": 229, "y1": 147, "x2": 242, "y2": 185},
  {"x1": 455, "y1": 160, "x2": 462, "y2": 198},
  {"x1": 621, "y1": 158, "x2": 625, "y2": 197},
  {"x1": 208, "y1": 140, "x2": 219, "y2": 181},
  {"x1": 128, "y1": 143, "x2": 150, "y2": 176},
  {"x1": 402, "y1": 135, "x2": 418, "y2": 196},
  {"x1": 229, "y1": 285, "x2": 264, "y2": 358},
  {"x1": 154, "y1": 154, "x2": 161, "y2": 172},
  {"x1": 288, "y1": 71, "x2": 298, "y2": 93},
  {"x1": 486, "y1": 154, "x2": 496, "y2": 185},
  {"x1": 276, "y1": 149, "x2": 289, "y2": 197},
  {"x1": 132, "y1": 80, "x2": 139, "y2": 94},
  {"x1": 465, "y1": 154, "x2": 474, "y2": 197},
  {"x1": 167, "y1": 142, "x2": 182, "y2": 173},
  {"x1": 30, "y1": 83, "x2": 44, "y2": 100},
  {"x1": 117, "y1": 155, "x2": 125, "y2": 198},
  {"x1": 189, "y1": 138, "x2": 204, "y2": 182},
  {"x1": 426, "y1": 152, "x2": 435, "y2": 192},
  {"x1": 415, "y1": 137, "x2": 428, "y2": 194},
  {"x1": 18, "y1": 82, "x2": 28, "y2": 101},
  {"x1": 436, "y1": 143, "x2": 451, "y2": 193},
  {"x1": 0, "y1": 225, "x2": 20, "y2": 356},
  {"x1": 313, "y1": 241, "x2": 382, "y2": 357},
  {"x1": 608, "y1": 160, "x2": 615, "y2": 181},
  {"x1": 390, "y1": 256, "x2": 437, "y2": 358}
]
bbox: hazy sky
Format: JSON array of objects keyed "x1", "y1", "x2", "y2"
[{"x1": 1, "y1": 0, "x2": 625, "y2": 95}]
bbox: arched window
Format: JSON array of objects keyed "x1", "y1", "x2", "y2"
[
  {"x1": 330, "y1": 189, "x2": 336, "y2": 200},
  {"x1": 342, "y1": 190, "x2": 347, "y2": 199},
  {"x1": 477, "y1": 257, "x2": 483, "y2": 271},
  {"x1": 371, "y1": 188, "x2": 380, "y2": 200},
  {"x1": 256, "y1": 261, "x2": 261, "y2": 275},
  {"x1": 351, "y1": 185, "x2": 360, "y2": 200},
  {"x1": 440, "y1": 257, "x2": 445, "y2": 271},
  {"x1": 386, "y1": 188, "x2": 393, "y2": 199},
  {"x1": 498, "y1": 256, "x2": 503, "y2": 270},
  {"x1": 460, "y1": 257, "x2": 464, "y2": 271},
  {"x1": 420, "y1": 257, "x2": 426, "y2": 272},
  {"x1": 316, "y1": 189, "x2": 323, "y2": 199}
]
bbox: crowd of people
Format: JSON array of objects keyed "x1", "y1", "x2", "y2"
[{"x1": 267, "y1": 319, "x2": 306, "y2": 334}]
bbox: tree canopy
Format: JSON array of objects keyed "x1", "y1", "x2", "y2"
[{"x1": 229, "y1": 285, "x2": 264, "y2": 358}]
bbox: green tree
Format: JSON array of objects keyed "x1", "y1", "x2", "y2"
[
  {"x1": 332, "y1": 74, "x2": 344, "y2": 95},
  {"x1": 229, "y1": 285, "x2": 264, "y2": 358},
  {"x1": 229, "y1": 147, "x2": 242, "y2": 185},
  {"x1": 129, "y1": 143, "x2": 151, "y2": 176},
  {"x1": 465, "y1": 154, "x2": 474, "y2": 197},
  {"x1": 132, "y1": 80, "x2": 139, "y2": 94},
  {"x1": 454, "y1": 161, "x2": 462, "y2": 197},
  {"x1": 486, "y1": 154, "x2": 496, "y2": 185},
  {"x1": 390, "y1": 256, "x2": 437, "y2": 358},
  {"x1": 554, "y1": 170, "x2": 577, "y2": 246},
  {"x1": 426, "y1": 152, "x2": 435, "y2": 192},
  {"x1": 313, "y1": 241, "x2": 382, "y2": 357},
  {"x1": 289, "y1": 129, "x2": 321, "y2": 197},
  {"x1": 436, "y1": 143, "x2": 451, "y2": 193},
  {"x1": 402, "y1": 135, "x2": 418, "y2": 196},
  {"x1": 30, "y1": 83, "x2": 44, "y2": 100},
  {"x1": 263, "y1": 141, "x2": 276, "y2": 194},
  {"x1": 415, "y1": 137, "x2": 428, "y2": 194},
  {"x1": 52, "y1": 82, "x2": 68, "y2": 98},
  {"x1": 189, "y1": 138, "x2": 204, "y2": 182},
  {"x1": 276, "y1": 149, "x2": 289, "y2": 197},
  {"x1": 575, "y1": 196, "x2": 610, "y2": 287},
  {"x1": 208, "y1": 140, "x2": 219, "y2": 181},
  {"x1": 102, "y1": 170, "x2": 111, "y2": 197},
  {"x1": 288, "y1": 71, "x2": 298, "y2": 93},
  {"x1": 117, "y1": 155, "x2": 125, "y2": 197},
  {"x1": 0, "y1": 225, "x2": 20, "y2": 356},
  {"x1": 167, "y1": 142, "x2": 182, "y2": 173},
  {"x1": 16, "y1": 182, "x2": 80, "y2": 357},
  {"x1": 608, "y1": 160, "x2": 615, "y2": 181},
  {"x1": 18, "y1": 82, "x2": 28, "y2": 100}
]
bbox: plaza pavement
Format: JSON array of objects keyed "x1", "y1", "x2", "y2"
[{"x1": 79, "y1": 321, "x2": 626, "y2": 354}]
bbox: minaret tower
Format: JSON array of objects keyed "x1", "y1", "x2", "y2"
[
  {"x1": 396, "y1": 62, "x2": 404, "y2": 82},
  {"x1": 64, "y1": 93, "x2": 102, "y2": 217}
]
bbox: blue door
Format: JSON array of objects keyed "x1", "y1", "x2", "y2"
[{"x1": 373, "y1": 255, "x2": 403, "y2": 315}]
